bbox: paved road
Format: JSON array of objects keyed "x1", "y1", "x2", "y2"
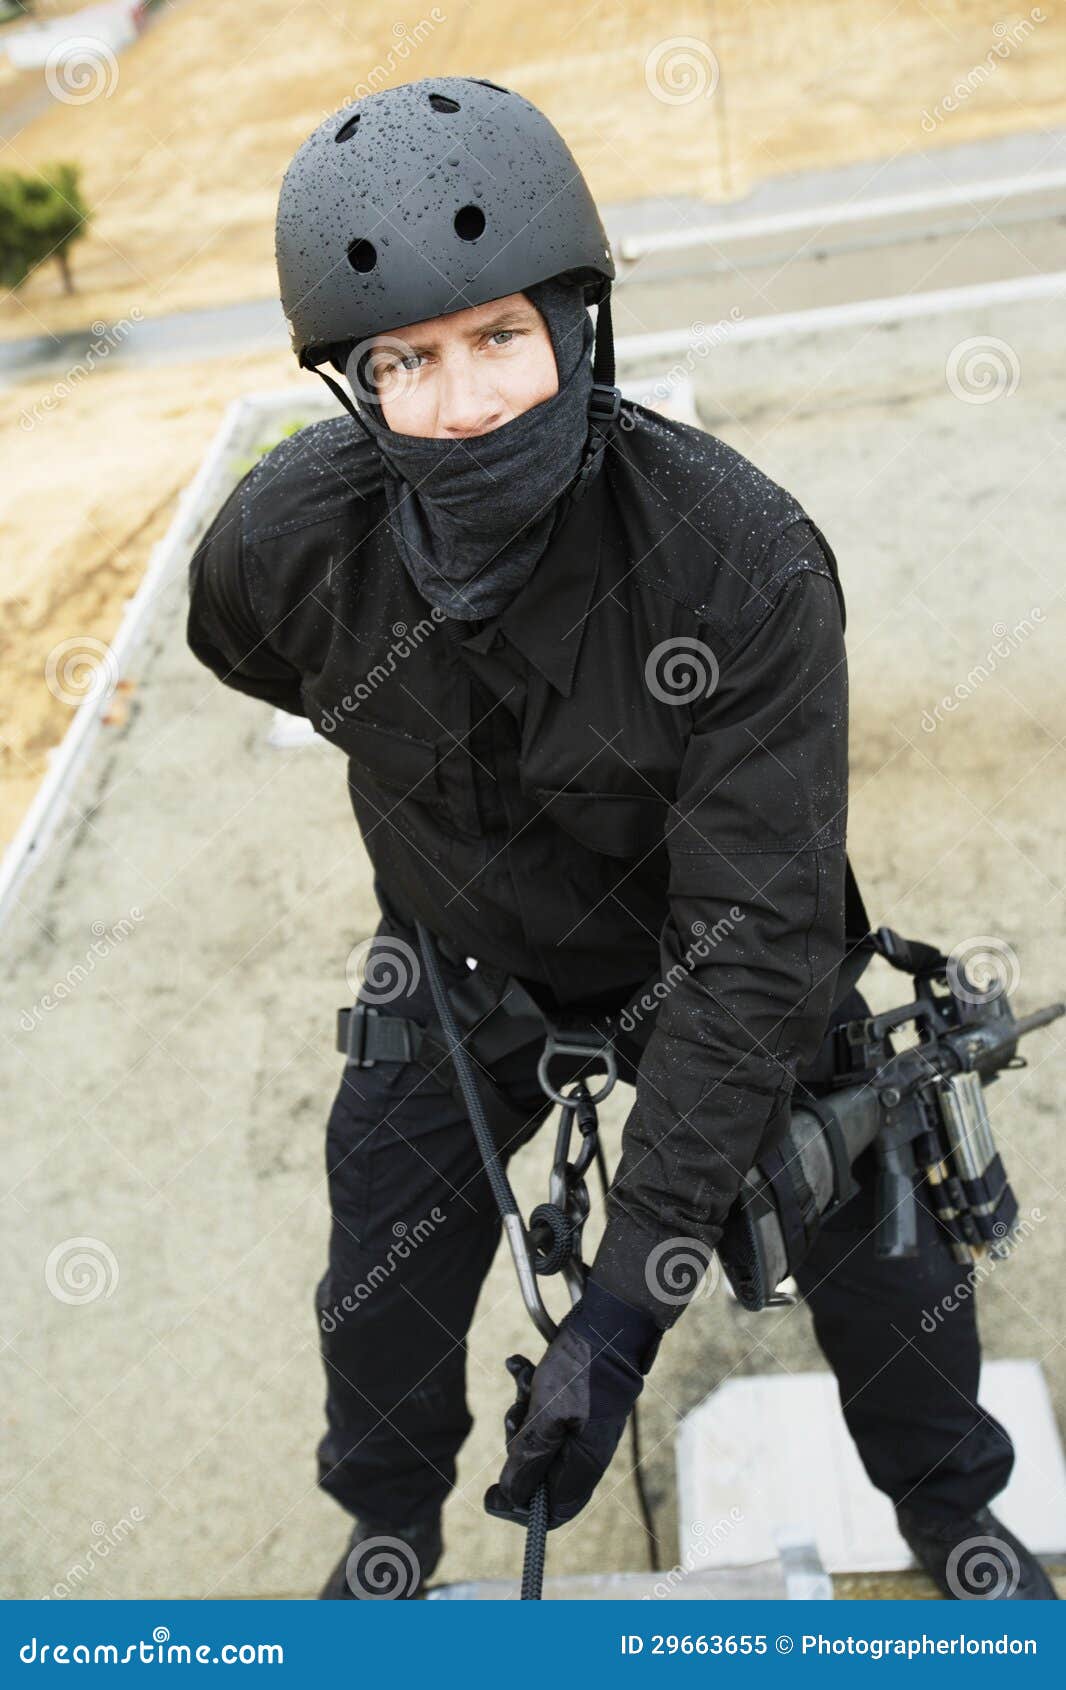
[{"x1": 3, "y1": 124, "x2": 1064, "y2": 388}]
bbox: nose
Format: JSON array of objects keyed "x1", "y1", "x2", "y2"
[{"x1": 436, "y1": 356, "x2": 505, "y2": 438}]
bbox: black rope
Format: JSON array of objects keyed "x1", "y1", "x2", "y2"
[
  {"x1": 415, "y1": 917, "x2": 661, "y2": 1596},
  {"x1": 415, "y1": 921, "x2": 550, "y2": 1596},
  {"x1": 416, "y1": 921, "x2": 521, "y2": 1223},
  {"x1": 592, "y1": 1150, "x2": 662, "y2": 1574},
  {"x1": 521, "y1": 1484, "x2": 550, "y2": 1600}
]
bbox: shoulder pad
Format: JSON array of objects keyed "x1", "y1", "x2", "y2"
[{"x1": 241, "y1": 413, "x2": 385, "y2": 545}]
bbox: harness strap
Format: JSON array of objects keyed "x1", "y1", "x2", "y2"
[
  {"x1": 834, "y1": 858, "x2": 951, "y2": 1006},
  {"x1": 335, "y1": 1001, "x2": 543, "y2": 1151},
  {"x1": 759, "y1": 1144, "x2": 814, "y2": 1254}
]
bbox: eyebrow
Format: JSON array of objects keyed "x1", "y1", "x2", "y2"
[{"x1": 380, "y1": 306, "x2": 538, "y2": 358}]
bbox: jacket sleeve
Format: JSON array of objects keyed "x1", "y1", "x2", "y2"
[
  {"x1": 590, "y1": 541, "x2": 849, "y2": 1326},
  {"x1": 186, "y1": 481, "x2": 306, "y2": 717}
]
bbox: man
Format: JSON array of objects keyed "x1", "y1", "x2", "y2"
[{"x1": 186, "y1": 77, "x2": 1053, "y2": 1600}]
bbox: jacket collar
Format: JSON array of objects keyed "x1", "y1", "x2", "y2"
[{"x1": 458, "y1": 471, "x2": 605, "y2": 698}]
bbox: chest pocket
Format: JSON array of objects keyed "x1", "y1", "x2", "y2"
[
  {"x1": 331, "y1": 715, "x2": 445, "y2": 810},
  {"x1": 534, "y1": 787, "x2": 669, "y2": 862}
]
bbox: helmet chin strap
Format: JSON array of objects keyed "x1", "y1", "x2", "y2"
[
  {"x1": 306, "y1": 357, "x2": 379, "y2": 444},
  {"x1": 573, "y1": 288, "x2": 621, "y2": 499},
  {"x1": 305, "y1": 286, "x2": 621, "y2": 484}
]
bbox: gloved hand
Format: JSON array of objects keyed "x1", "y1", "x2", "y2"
[{"x1": 484, "y1": 1279, "x2": 663, "y2": 1529}]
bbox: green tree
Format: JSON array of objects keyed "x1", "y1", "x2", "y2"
[{"x1": 0, "y1": 162, "x2": 89, "y2": 294}]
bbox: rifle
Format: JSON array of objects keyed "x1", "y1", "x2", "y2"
[{"x1": 718, "y1": 928, "x2": 1063, "y2": 1311}]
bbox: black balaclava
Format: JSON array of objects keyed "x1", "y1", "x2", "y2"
[{"x1": 348, "y1": 277, "x2": 596, "y2": 622}]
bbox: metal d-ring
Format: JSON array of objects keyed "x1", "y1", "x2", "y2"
[{"x1": 536, "y1": 1028, "x2": 618, "y2": 1108}]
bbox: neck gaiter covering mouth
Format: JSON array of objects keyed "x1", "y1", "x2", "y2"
[{"x1": 349, "y1": 277, "x2": 596, "y2": 622}]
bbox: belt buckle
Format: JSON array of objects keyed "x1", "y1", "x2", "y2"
[{"x1": 345, "y1": 1002, "x2": 378, "y2": 1067}]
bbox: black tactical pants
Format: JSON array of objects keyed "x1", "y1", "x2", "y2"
[{"x1": 314, "y1": 914, "x2": 1014, "y2": 1528}]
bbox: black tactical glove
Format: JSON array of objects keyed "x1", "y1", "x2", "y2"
[{"x1": 484, "y1": 1279, "x2": 663, "y2": 1529}]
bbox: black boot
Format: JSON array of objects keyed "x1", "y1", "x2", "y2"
[
  {"x1": 897, "y1": 1503, "x2": 1058, "y2": 1600},
  {"x1": 318, "y1": 1513, "x2": 443, "y2": 1599}
]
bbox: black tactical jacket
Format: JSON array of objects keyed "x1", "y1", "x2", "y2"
[{"x1": 187, "y1": 401, "x2": 854, "y2": 1322}]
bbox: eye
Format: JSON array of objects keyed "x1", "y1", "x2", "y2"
[{"x1": 399, "y1": 352, "x2": 423, "y2": 371}]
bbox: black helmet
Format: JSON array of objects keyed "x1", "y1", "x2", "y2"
[{"x1": 275, "y1": 76, "x2": 615, "y2": 371}]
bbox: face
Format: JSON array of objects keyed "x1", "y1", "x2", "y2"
[{"x1": 366, "y1": 292, "x2": 558, "y2": 439}]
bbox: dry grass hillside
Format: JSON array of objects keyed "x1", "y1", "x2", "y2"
[{"x1": 1, "y1": 0, "x2": 1064, "y2": 337}]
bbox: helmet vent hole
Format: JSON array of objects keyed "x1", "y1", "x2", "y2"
[
  {"x1": 454, "y1": 204, "x2": 485, "y2": 242},
  {"x1": 334, "y1": 114, "x2": 361, "y2": 143},
  {"x1": 429, "y1": 93, "x2": 460, "y2": 113},
  {"x1": 347, "y1": 238, "x2": 377, "y2": 273}
]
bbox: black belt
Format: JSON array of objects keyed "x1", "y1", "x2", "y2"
[{"x1": 335, "y1": 1001, "x2": 423, "y2": 1068}]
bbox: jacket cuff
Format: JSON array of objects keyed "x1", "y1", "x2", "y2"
[
  {"x1": 569, "y1": 1278, "x2": 664, "y2": 1374},
  {"x1": 590, "y1": 1214, "x2": 716, "y2": 1332}
]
